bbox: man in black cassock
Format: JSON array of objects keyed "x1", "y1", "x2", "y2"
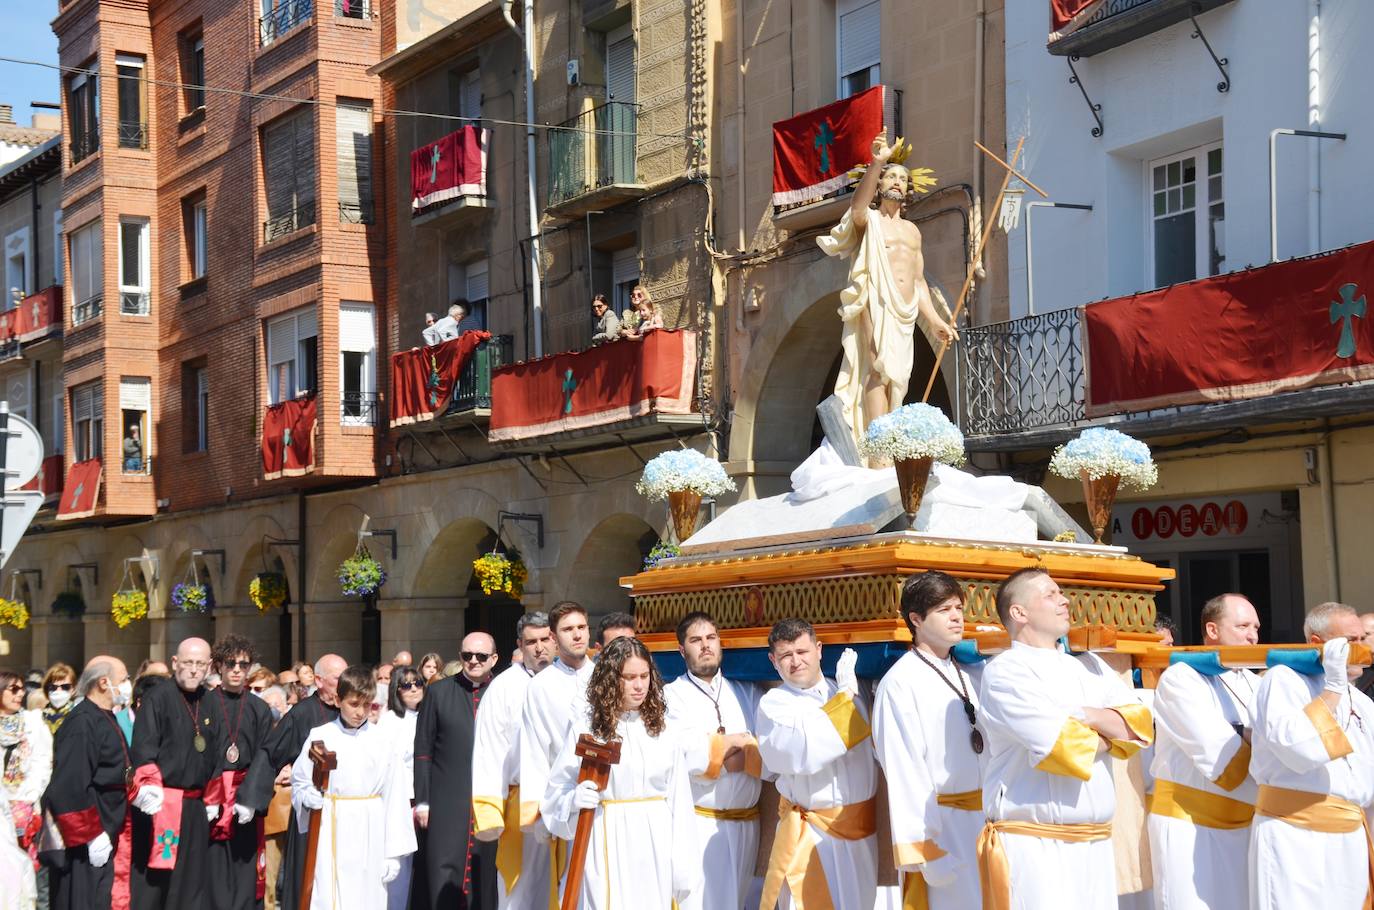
[
  {"x1": 240, "y1": 653, "x2": 345, "y2": 910},
  {"x1": 415, "y1": 631, "x2": 498, "y2": 909},
  {"x1": 205, "y1": 635, "x2": 274, "y2": 910},
  {"x1": 129, "y1": 637, "x2": 225, "y2": 910},
  {"x1": 46, "y1": 656, "x2": 133, "y2": 910}
]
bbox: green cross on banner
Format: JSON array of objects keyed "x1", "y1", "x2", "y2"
[
  {"x1": 562, "y1": 369, "x2": 578, "y2": 415},
  {"x1": 157, "y1": 829, "x2": 179, "y2": 860},
  {"x1": 814, "y1": 120, "x2": 836, "y2": 175},
  {"x1": 429, "y1": 145, "x2": 442, "y2": 184},
  {"x1": 283, "y1": 428, "x2": 293, "y2": 448},
  {"x1": 1331, "y1": 282, "x2": 1366, "y2": 359}
]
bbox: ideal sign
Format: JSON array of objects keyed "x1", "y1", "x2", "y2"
[{"x1": 1110, "y1": 492, "x2": 1287, "y2": 546}]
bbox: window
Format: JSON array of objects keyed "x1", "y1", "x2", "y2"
[
  {"x1": 196, "y1": 367, "x2": 209, "y2": 451},
  {"x1": 337, "y1": 0, "x2": 369, "y2": 21},
  {"x1": 336, "y1": 101, "x2": 373, "y2": 224},
  {"x1": 182, "y1": 193, "x2": 208, "y2": 281},
  {"x1": 263, "y1": 111, "x2": 317, "y2": 241},
  {"x1": 612, "y1": 248, "x2": 640, "y2": 316},
  {"x1": 68, "y1": 65, "x2": 100, "y2": 162},
  {"x1": 452, "y1": 68, "x2": 482, "y2": 122},
  {"x1": 70, "y1": 221, "x2": 103, "y2": 324},
  {"x1": 118, "y1": 218, "x2": 150, "y2": 314},
  {"x1": 463, "y1": 259, "x2": 488, "y2": 331},
  {"x1": 266, "y1": 306, "x2": 319, "y2": 404},
  {"x1": 183, "y1": 33, "x2": 205, "y2": 114},
  {"x1": 71, "y1": 381, "x2": 103, "y2": 463},
  {"x1": 116, "y1": 54, "x2": 147, "y2": 148},
  {"x1": 837, "y1": 0, "x2": 880, "y2": 97},
  {"x1": 181, "y1": 361, "x2": 209, "y2": 452},
  {"x1": 119, "y1": 378, "x2": 150, "y2": 474},
  {"x1": 339, "y1": 302, "x2": 376, "y2": 425},
  {"x1": 606, "y1": 28, "x2": 635, "y2": 104},
  {"x1": 1149, "y1": 142, "x2": 1224, "y2": 288},
  {"x1": 5, "y1": 227, "x2": 29, "y2": 306}
]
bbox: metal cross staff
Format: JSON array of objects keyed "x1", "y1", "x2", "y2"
[{"x1": 921, "y1": 137, "x2": 1048, "y2": 402}]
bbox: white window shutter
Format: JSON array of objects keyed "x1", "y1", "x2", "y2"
[
  {"x1": 267, "y1": 313, "x2": 297, "y2": 366},
  {"x1": 460, "y1": 71, "x2": 482, "y2": 121},
  {"x1": 339, "y1": 302, "x2": 375, "y2": 353},
  {"x1": 336, "y1": 102, "x2": 372, "y2": 212},
  {"x1": 612, "y1": 248, "x2": 640, "y2": 287},
  {"x1": 838, "y1": 0, "x2": 881, "y2": 80},
  {"x1": 466, "y1": 260, "x2": 489, "y2": 301},
  {"x1": 119, "y1": 377, "x2": 151, "y2": 411},
  {"x1": 73, "y1": 386, "x2": 92, "y2": 424},
  {"x1": 607, "y1": 31, "x2": 635, "y2": 104}
]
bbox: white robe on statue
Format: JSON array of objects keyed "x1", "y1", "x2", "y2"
[
  {"x1": 873, "y1": 651, "x2": 986, "y2": 909},
  {"x1": 1147, "y1": 665, "x2": 1258, "y2": 910},
  {"x1": 542, "y1": 712, "x2": 701, "y2": 909},
  {"x1": 756, "y1": 677, "x2": 878, "y2": 910},
  {"x1": 978, "y1": 644, "x2": 1152, "y2": 910},
  {"x1": 1249, "y1": 667, "x2": 1374, "y2": 910},
  {"x1": 664, "y1": 672, "x2": 764, "y2": 910},
  {"x1": 290, "y1": 717, "x2": 417, "y2": 910},
  {"x1": 518, "y1": 658, "x2": 594, "y2": 835},
  {"x1": 473, "y1": 663, "x2": 551, "y2": 910}
]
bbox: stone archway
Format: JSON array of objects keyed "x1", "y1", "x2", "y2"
[
  {"x1": 404, "y1": 517, "x2": 503, "y2": 659},
  {"x1": 564, "y1": 514, "x2": 659, "y2": 621}
]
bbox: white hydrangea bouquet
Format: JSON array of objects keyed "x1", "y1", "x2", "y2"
[
  {"x1": 858, "y1": 403, "x2": 966, "y2": 466},
  {"x1": 1049, "y1": 427, "x2": 1157, "y2": 543},
  {"x1": 637, "y1": 449, "x2": 736, "y2": 542}
]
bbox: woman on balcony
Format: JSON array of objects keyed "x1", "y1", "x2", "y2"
[{"x1": 620, "y1": 287, "x2": 664, "y2": 339}]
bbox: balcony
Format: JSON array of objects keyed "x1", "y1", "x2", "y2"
[
  {"x1": 69, "y1": 132, "x2": 98, "y2": 165},
  {"x1": 341, "y1": 391, "x2": 378, "y2": 426},
  {"x1": 260, "y1": 0, "x2": 313, "y2": 47},
  {"x1": 72, "y1": 295, "x2": 103, "y2": 326},
  {"x1": 120, "y1": 291, "x2": 150, "y2": 316},
  {"x1": 262, "y1": 394, "x2": 318, "y2": 480},
  {"x1": 1048, "y1": 0, "x2": 1235, "y2": 57},
  {"x1": 0, "y1": 286, "x2": 62, "y2": 349},
  {"x1": 118, "y1": 121, "x2": 148, "y2": 150},
  {"x1": 546, "y1": 101, "x2": 644, "y2": 218},
  {"x1": 388, "y1": 331, "x2": 508, "y2": 427},
  {"x1": 339, "y1": 200, "x2": 374, "y2": 225},
  {"x1": 411, "y1": 126, "x2": 493, "y2": 231},
  {"x1": 263, "y1": 201, "x2": 317, "y2": 243},
  {"x1": 450, "y1": 333, "x2": 513, "y2": 415}
]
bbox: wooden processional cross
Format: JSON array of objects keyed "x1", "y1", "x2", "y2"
[
  {"x1": 920, "y1": 137, "x2": 1049, "y2": 402},
  {"x1": 560, "y1": 734, "x2": 622, "y2": 910},
  {"x1": 299, "y1": 739, "x2": 337, "y2": 910}
]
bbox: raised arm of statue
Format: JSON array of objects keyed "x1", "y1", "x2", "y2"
[{"x1": 850, "y1": 135, "x2": 893, "y2": 231}]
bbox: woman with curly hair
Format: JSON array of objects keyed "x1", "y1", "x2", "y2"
[{"x1": 542, "y1": 636, "x2": 700, "y2": 908}]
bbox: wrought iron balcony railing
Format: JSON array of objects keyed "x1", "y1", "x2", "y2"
[
  {"x1": 449, "y1": 332, "x2": 513, "y2": 413},
  {"x1": 70, "y1": 132, "x2": 98, "y2": 164},
  {"x1": 341, "y1": 391, "x2": 378, "y2": 426},
  {"x1": 263, "y1": 201, "x2": 317, "y2": 242},
  {"x1": 547, "y1": 101, "x2": 640, "y2": 207},
  {"x1": 260, "y1": 0, "x2": 314, "y2": 46},
  {"x1": 118, "y1": 121, "x2": 148, "y2": 150},
  {"x1": 958, "y1": 307, "x2": 1086, "y2": 439},
  {"x1": 72, "y1": 295, "x2": 103, "y2": 326},
  {"x1": 335, "y1": 0, "x2": 370, "y2": 17},
  {"x1": 339, "y1": 200, "x2": 374, "y2": 225},
  {"x1": 120, "y1": 291, "x2": 150, "y2": 316}
]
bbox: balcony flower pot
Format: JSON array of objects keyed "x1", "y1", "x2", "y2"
[
  {"x1": 1049, "y1": 427, "x2": 1158, "y2": 544},
  {"x1": 636, "y1": 450, "x2": 737, "y2": 544},
  {"x1": 858, "y1": 403, "x2": 966, "y2": 528}
]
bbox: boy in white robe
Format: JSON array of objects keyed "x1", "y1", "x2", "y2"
[
  {"x1": 663, "y1": 611, "x2": 763, "y2": 910},
  {"x1": 873, "y1": 571, "x2": 986, "y2": 909},
  {"x1": 976, "y1": 568, "x2": 1152, "y2": 910},
  {"x1": 291, "y1": 665, "x2": 416, "y2": 910},
  {"x1": 1148, "y1": 593, "x2": 1261, "y2": 910},
  {"x1": 1250, "y1": 602, "x2": 1374, "y2": 910},
  {"x1": 472, "y1": 611, "x2": 556, "y2": 909},
  {"x1": 756, "y1": 617, "x2": 878, "y2": 910}
]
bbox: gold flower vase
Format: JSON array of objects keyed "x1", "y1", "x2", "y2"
[
  {"x1": 668, "y1": 489, "x2": 703, "y2": 542},
  {"x1": 894, "y1": 457, "x2": 934, "y2": 529},
  {"x1": 1080, "y1": 471, "x2": 1121, "y2": 544}
]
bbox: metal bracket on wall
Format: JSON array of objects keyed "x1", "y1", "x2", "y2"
[
  {"x1": 359, "y1": 529, "x2": 398, "y2": 560},
  {"x1": 1067, "y1": 56, "x2": 1103, "y2": 138},
  {"x1": 13, "y1": 568, "x2": 41, "y2": 591},
  {"x1": 1189, "y1": 13, "x2": 1230, "y2": 93},
  {"x1": 68, "y1": 562, "x2": 98, "y2": 587},
  {"x1": 498, "y1": 510, "x2": 545, "y2": 549},
  {"x1": 190, "y1": 548, "x2": 226, "y2": 580}
]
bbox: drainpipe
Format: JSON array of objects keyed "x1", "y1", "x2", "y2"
[
  {"x1": 1320, "y1": 424, "x2": 1340, "y2": 602},
  {"x1": 297, "y1": 490, "x2": 308, "y2": 661},
  {"x1": 970, "y1": 0, "x2": 987, "y2": 325},
  {"x1": 30, "y1": 180, "x2": 40, "y2": 295},
  {"x1": 504, "y1": 0, "x2": 545, "y2": 357},
  {"x1": 1307, "y1": 0, "x2": 1321, "y2": 255}
]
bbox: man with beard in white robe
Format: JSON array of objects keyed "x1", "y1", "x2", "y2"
[
  {"x1": 756, "y1": 617, "x2": 877, "y2": 910},
  {"x1": 290, "y1": 666, "x2": 415, "y2": 910},
  {"x1": 874, "y1": 571, "x2": 986, "y2": 909},
  {"x1": 471, "y1": 612, "x2": 556, "y2": 909},
  {"x1": 663, "y1": 611, "x2": 762, "y2": 910},
  {"x1": 976, "y1": 568, "x2": 1152, "y2": 910},
  {"x1": 1250, "y1": 601, "x2": 1374, "y2": 910},
  {"x1": 1148, "y1": 593, "x2": 1261, "y2": 910}
]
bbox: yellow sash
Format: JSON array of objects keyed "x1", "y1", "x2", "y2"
[
  {"x1": 976, "y1": 820, "x2": 1112, "y2": 910},
  {"x1": 759, "y1": 796, "x2": 877, "y2": 910},
  {"x1": 694, "y1": 804, "x2": 761, "y2": 821},
  {"x1": 901, "y1": 791, "x2": 985, "y2": 909},
  {"x1": 1148, "y1": 779, "x2": 1253, "y2": 830},
  {"x1": 496, "y1": 786, "x2": 523, "y2": 896},
  {"x1": 937, "y1": 789, "x2": 983, "y2": 812},
  {"x1": 1256, "y1": 785, "x2": 1374, "y2": 910}
]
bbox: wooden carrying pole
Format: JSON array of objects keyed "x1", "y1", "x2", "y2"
[
  {"x1": 921, "y1": 136, "x2": 1047, "y2": 402},
  {"x1": 299, "y1": 739, "x2": 337, "y2": 910},
  {"x1": 561, "y1": 735, "x2": 622, "y2": 910}
]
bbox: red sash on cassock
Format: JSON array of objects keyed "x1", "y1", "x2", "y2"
[
  {"x1": 130, "y1": 764, "x2": 200, "y2": 871},
  {"x1": 203, "y1": 768, "x2": 268, "y2": 898},
  {"x1": 53, "y1": 787, "x2": 134, "y2": 910}
]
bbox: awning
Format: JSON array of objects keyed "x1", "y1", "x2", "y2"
[
  {"x1": 262, "y1": 394, "x2": 318, "y2": 480},
  {"x1": 56, "y1": 458, "x2": 102, "y2": 520},
  {"x1": 389, "y1": 330, "x2": 491, "y2": 427}
]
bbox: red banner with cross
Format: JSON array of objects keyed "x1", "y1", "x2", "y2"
[
  {"x1": 56, "y1": 458, "x2": 102, "y2": 520},
  {"x1": 772, "y1": 85, "x2": 885, "y2": 207},
  {"x1": 488, "y1": 331, "x2": 696, "y2": 443},
  {"x1": 261, "y1": 395, "x2": 318, "y2": 480},
  {"x1": 389, "y1": 331, "x2": 491, "y2": 427},
  {"x1": 1084, "y1": 239, "x2": 1374, "y2": 416},
  {"x1": 411, "y1": 126, "x2": 490, "y2": 211},
  {"x1": 0, "y1": 286, "x2": 61, "y2": 343}
]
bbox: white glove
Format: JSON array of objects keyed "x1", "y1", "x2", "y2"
[
  {"x1": 132, "y1": 785, "x2": 165, "y2": 816},
  {"x1": 836, "y1": 647, "x2": 860, "y2": 696},
  {"x1": 232, "y1": 804, "x2": 254, "y2": 825},
  {"x1": 920, "y1": 853, "x2": 958, "y2": 889},
  {"x1": 87, "y1": 831, "x2": 113, "y2": 867},
  {"x1": 1323, "y1": 637, "x2": 1351, "y2": 692},
  {"x1": 298, "y1": 787, "x2": 325, "y2": 812},
  {"x1": 572, "y1": 779, "x2": 602, "y2": 811},
  {"x1": 205, "y1": 804, "x2": 220, "y2": 822},
  {"x1": 381, "y1": 858, "x2": 401, "y2": 884},
  {"x1": 413, "y1": 804, "x2": 430, "y2": 829}
]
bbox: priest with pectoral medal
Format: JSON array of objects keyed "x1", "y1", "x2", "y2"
[{"x1": 129, "y1": 637, "x2": 225, "y2": 910}]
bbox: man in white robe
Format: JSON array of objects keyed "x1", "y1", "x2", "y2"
[
  {"x1": 756, "y1": 617, "x2": 877, "y2": 910},
  {"x1": 472, "y1": 612, "x2": 556, "y2": 909},
  {"x1": 977, "y1": 568, "x2": 1152, "y2": 910},
  {"x1": 1250, "y1": 601, "x2": 1374, "y2": 910},
  {"x1": 1148, "y1": 593, "x2": 1261, "y2": 910},
  {"x1": 291, "y1": 666, "x2": 415, "y2": 910},
  {"x1": 873, "y1": 571, "x2": 986, "y2": 909},
  {"x1": 663, "y1": 611, "x2": 763, "y2": 910}
]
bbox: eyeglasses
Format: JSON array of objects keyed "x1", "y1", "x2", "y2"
[
  {"x1": 225, "y1": 660, "x2": 252, "y2": 670},
  {"x1": 398, "y1": 680, "x2": 423, "y2": 690},
  {"x1": 48, "y1": 683, "x2": 73, "y2": 692},
  {"x1": 179, "y1": 660, "x2": 210, "y2": 670},
  {"x1": 460, "y1": 651, "x2": 492, "y2": 663}
]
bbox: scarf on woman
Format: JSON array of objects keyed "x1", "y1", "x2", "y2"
[
  {"x1": 42, "y1": 699, "x2": 73, "y2": 735},
  {"x1": 0, "y1": 712, "x2": 28, "y2": 789}
]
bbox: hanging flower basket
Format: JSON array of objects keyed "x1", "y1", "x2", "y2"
[
  {"x1": 0, "y1": 597, "x2": 29, "y2": 629},
  {"x1": 250, "y1": 572, "x2": 288, "y2": 613},
  {"x1": 338, "y1": 546, "x2": 387, "y2": 597},
  {"x1": 642, "y1": 542, "x2": 680, "y2": 571},
  {"x1": 472, "y1": 552, "x2": 527, "y2": 598},
  {"x1": 1049, "y1": 428, "x2": 1158, "y2": 544},
  {"x1": 171, "y1": 583, "x2": 211, "y2": 613},
  {"x1": 636, "y1": 449, "x2": 737, "y2": 542},
  {"x1": 111, "y1": 590, "x2": 149, "y2": 629},
  {"x1": 51, "y1": 591, "x2": 86, "y2": 617}
]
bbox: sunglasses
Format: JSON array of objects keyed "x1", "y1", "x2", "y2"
[
  {"x1": 225, "y1": 660, "x2": 252, "y2": 670},
  {"x1": 398, "y1": 680, "x2": 423, "y2": 690},
  {"x1": 48, "y1": 683, "x2": 73, "y2": 692},
  {"x1": 4, "y1": 684, "x2": 22, "y2": 694},
  {"x1": 460, "y1": 651, "x2": 492, "y2": 663},
  {"x1": 249, "y1": 685, "x2": 267, "y2": 693}
]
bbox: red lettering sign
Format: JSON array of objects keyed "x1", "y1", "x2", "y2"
[
  {"x1": 1199, "y1": 502, "x2": 1222, "y2": 536},
  {"x1": 1177, "y1": 503, "x2": 1199, "y2": 537},
  {"x1": 1155, "y1": 505, "x2": 1177, "y2": 539},
  {"x1": 1223, "y1": 500, "x2": 1248, "y2": 535},
  {"x1": 1131, "y1": 507, "x2": 1155, "y2": 539}
]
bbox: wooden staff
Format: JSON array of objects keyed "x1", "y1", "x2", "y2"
[
  {"x1": 561, "y1": 735, "x2": 622, "y2": 910},
  {"x1": 299, "y1": 739, "x2": 337, "y2": 910},
  {"x1": 921, "y1": 136, "x2": 1048, "y2": 402}
]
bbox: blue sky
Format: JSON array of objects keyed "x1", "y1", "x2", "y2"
[{"x1": 0, "y1": 6, "x2": 61, "y2": 124}]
